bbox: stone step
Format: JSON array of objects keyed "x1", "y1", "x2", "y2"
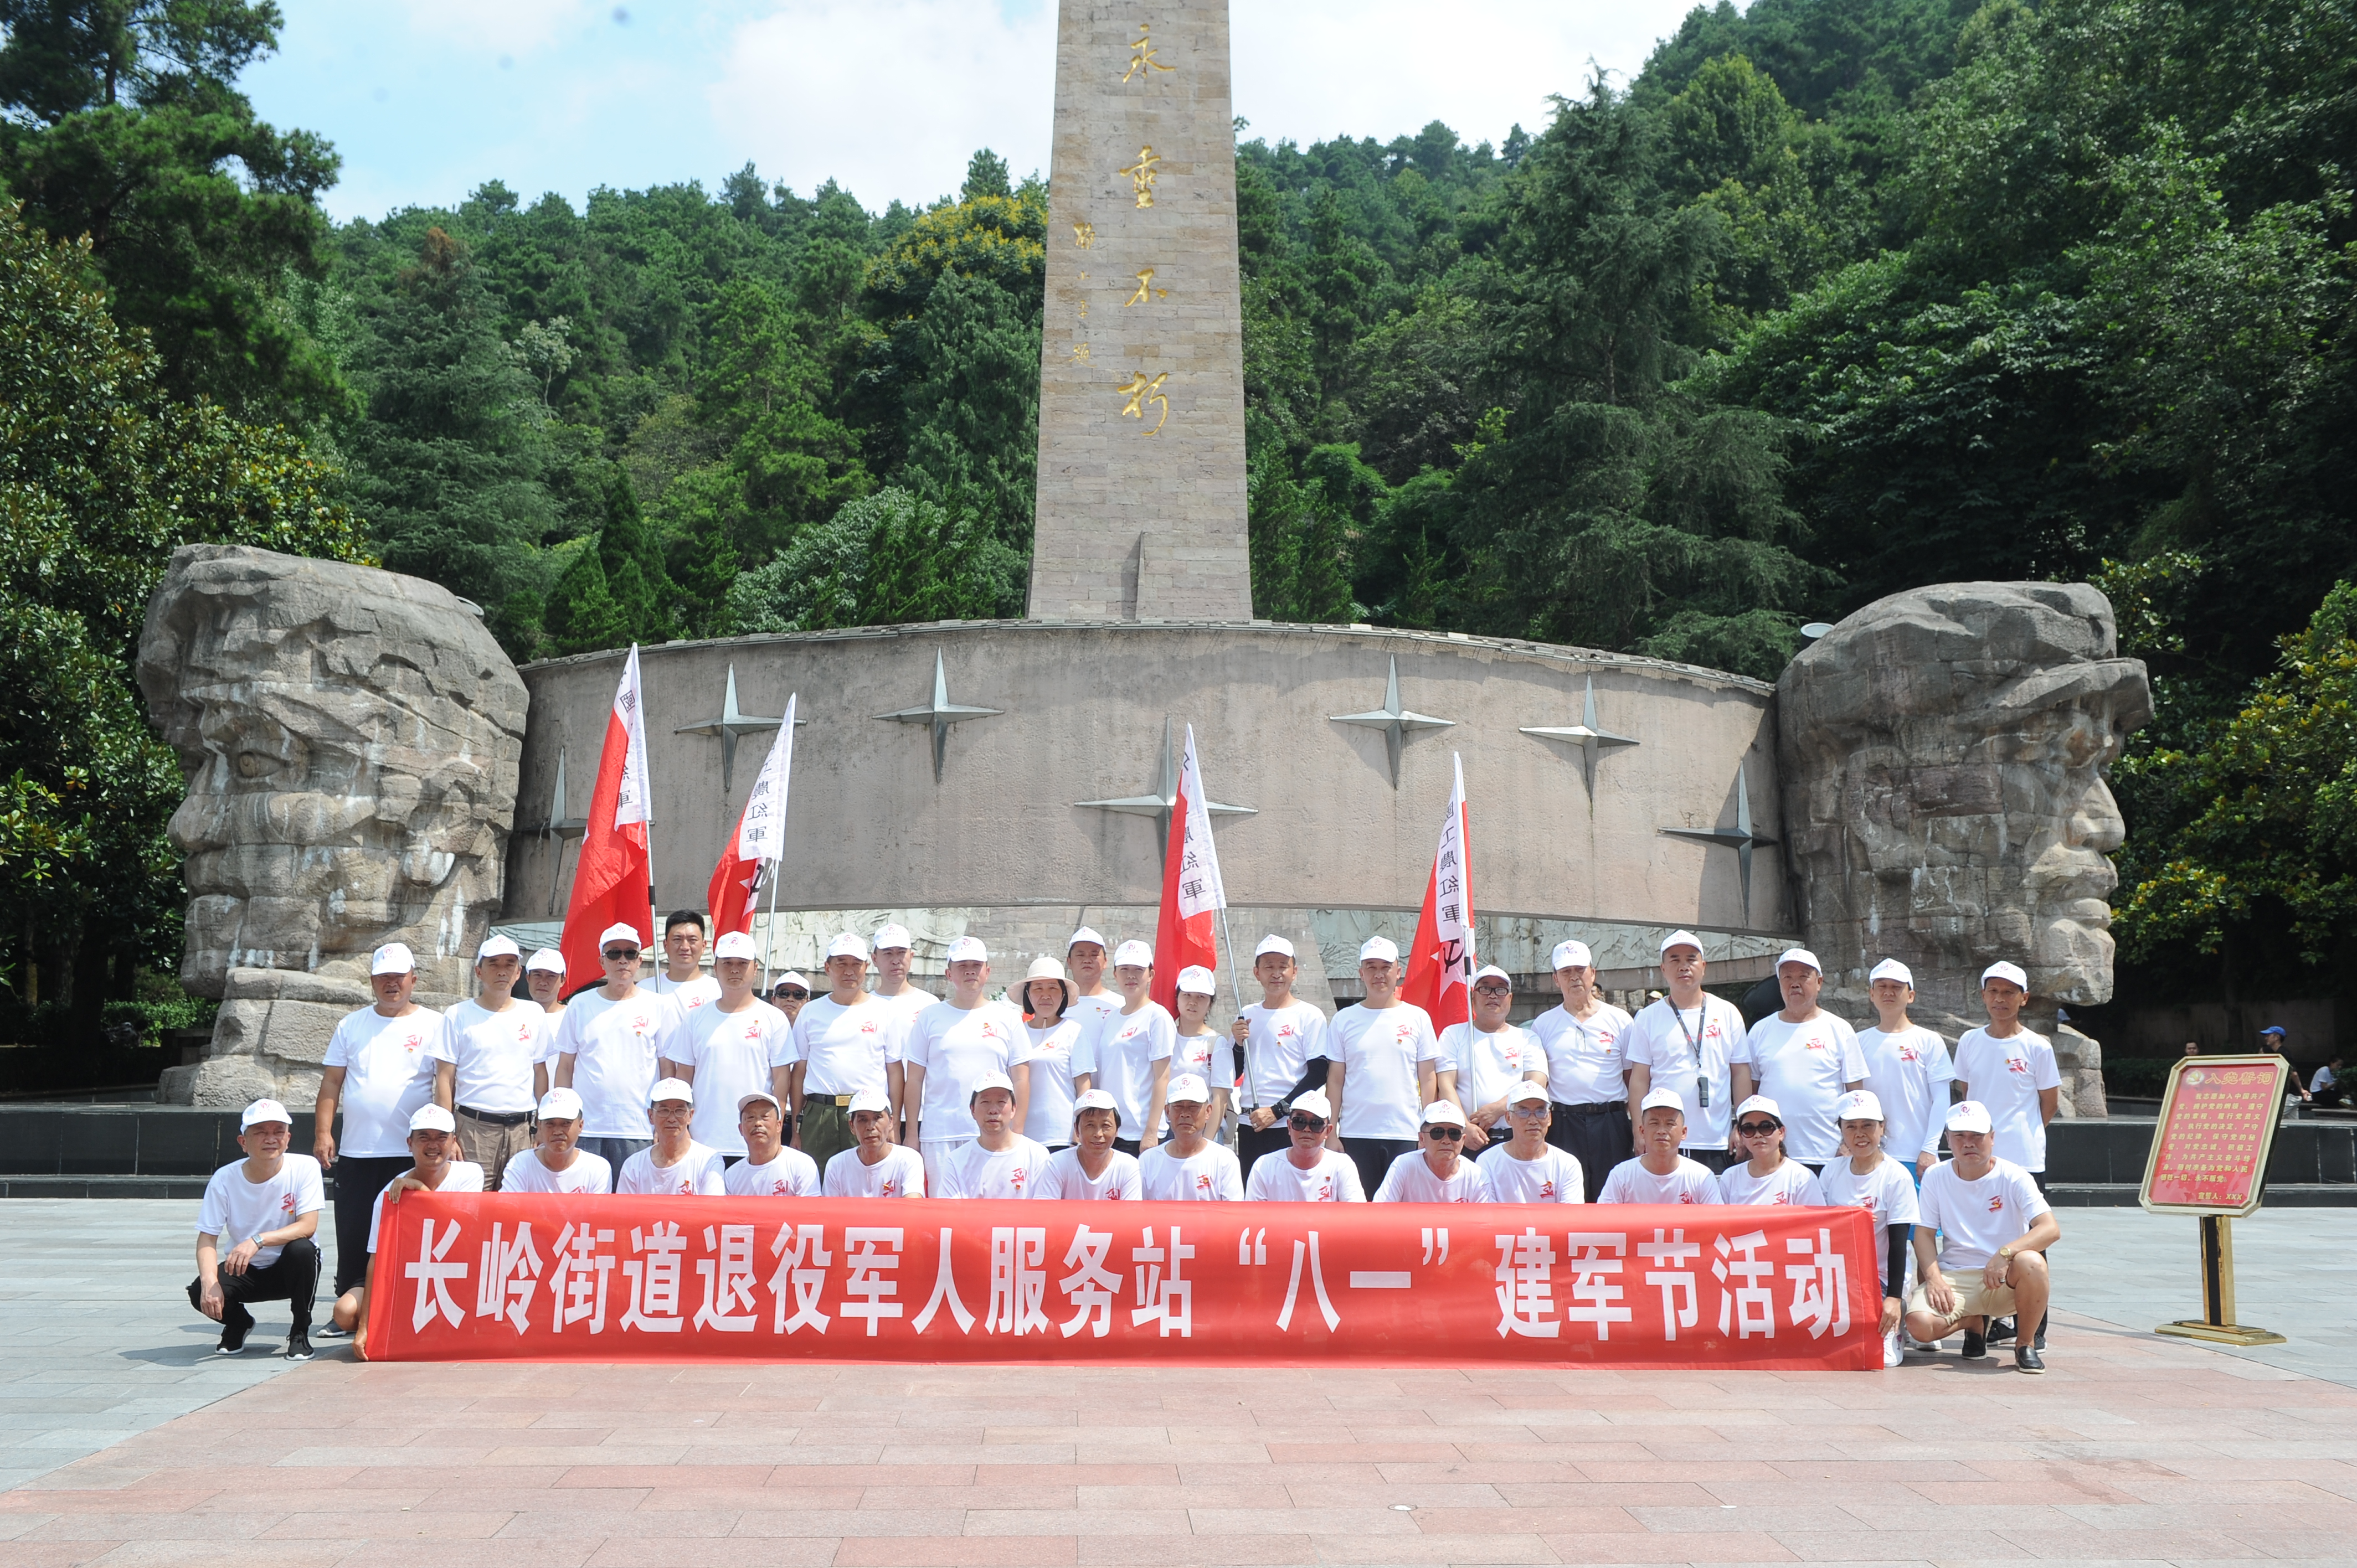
[
  {"x1": 2045, "y1": 1182, "x2": 2357, "y2": 1207},
  {"x1": 0, "y1": 1174, "x2": 217, "y2": 1199}
]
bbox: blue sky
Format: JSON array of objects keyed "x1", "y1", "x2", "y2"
[{"x1": 243, "y1": 1, "x2": 1711, "y2": 224}]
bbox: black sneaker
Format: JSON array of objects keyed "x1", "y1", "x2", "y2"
[
  {"x1": 1987, "y1": 1316, "x2": 2017, "y2": 1344},
  {"x1": 2015, "y1": 1344, "x2": 2046, "y2": 1374},
  {"x1": 214, "y1": 1323, "x2": 250, "y2": 1356},
  {"x1": 284, "y1": 1326, "x2": 313, "y2": 1362},
  {"x1": 1962, "y1": 1329, "x2": 1989, "y2": 1360}
]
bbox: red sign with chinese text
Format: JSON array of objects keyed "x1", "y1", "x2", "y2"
[
  {"x1": 364, "y1": 1196, "x2": 1879, "y2": 1371},
  {"x1": 2143, "y1": 1055, "x2": 2286, "y2": 1215}
]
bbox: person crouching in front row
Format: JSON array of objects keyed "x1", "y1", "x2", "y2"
[
  {"x1": 1905, "y1": 1099, "x2": 2060, "y2": 1374},
  {"x1": 191, "y1": 1098, "x2": 325, "y2": 1361},
  {"x1": 329, "y1": 1103, "x2": 485, "y2": 1356}
]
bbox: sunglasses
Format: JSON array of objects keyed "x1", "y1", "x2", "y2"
[
  {"x1": 1736, "y1": 1120, "x2": 1782, "y2": 1136},
  {"x1": 1288, "y1": 1115, "x2": 1327, "y2": 1132},
  {"x1": 1423, "y1": 1126, "x2": 1465, "y2": 1141},
  {"x1": 775, "y1": 988, "x2": 809, "y2": 1000},
  {"x1": 601, "y1": 947, "x2": 639, "y2": 961}
]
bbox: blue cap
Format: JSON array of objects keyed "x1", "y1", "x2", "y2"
[{"x1": 2260, "y1": 1025, "x2": 2287, "y2": 1036}]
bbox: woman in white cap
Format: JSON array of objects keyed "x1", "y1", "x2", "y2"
[
  {"x1": 1242, "y1": 1090, "x2": 1363, "y2": 1201},
  {"x1": 1598, "y1": 1088, "x2": 1724, "y2": 1203},
  {"x1": 1036, "y1": 1090, "x2": 1144, "y2": 1199},
  {"x1": 436, "y1": 935, "x2": 545, "y2": 1190},
  {"x1": 1011, "y1": 956, "x2": 1084, "y2": 1152},
  {"x1": 1720, "y1": 1094, "x2": 1826, "y2": 1206},
  {"x1": 1231, "y1": 935, "x2": 1329, "y2": 1180},
  {"x1": 550, "y1": 921, "x2": 685, "y2": 1187},
  {"x1": 1620, "y1": 930, "x2": 1753, "y2": 1175},
  {"x1": 1525, "y1": 938, "x2": 1634, "y2": 1201},
  {"x1": 1476, "y1": 1084, "x2": 1584, "y2": 1202},
  {"x1": 328, "y1": 1102, "x2": 485, "y2": 1356},
  {"x1": 1326, "y1": 935, "x2": 1443, "y2": 1199},
  {"x1": 903, "y1": 936, "x2": 1026, "y2": 1189},
  {"x1": 1857, "y1": 959, "x2": 1955, "y2": 1180},
  {"x1": 498, "y1": 1089, "x2": 614, "y2": 1194},
  {"x1": 1166, "y1": 965, "x2": 1236, "y2": 1138},
  {"x1": 667, "y1": 930, "x2": 795, "y2": 1162},
  {"x1": 790, "y1": 933, "x2": 891, "y2": 1173},
  {"x1": 1138, "y1": 1075, "x2": 1243, "y2": 1199},
  {"x1": 1742, "y1": 948, "x2": 1868, "y2": 1174},
  {"x1": 616, "y1": 1079, "x2": 727, "y2": 1195},
  {"x1": 1952, "y1": 959, "x2": 2062, "y2": 1353},
  {"x1": 724, "y1": 1090, "x2": 820, "y2": 1196},
  {"x1": 934, "y1": 1073, "x2": 1053, "y2": 1198},
  {"x1": 821, "y1": 1090, "x2": 927, "y2": 1196},
  {"x1": 1072, "y1": 939, "x2": 1176, "y2": 1158},
  {"x1": 525, "y1": 947, "x2": 571, "y2": 1099},
  {"x1": 1435, "y1": 964, "x2": 1541, "y2": 1151},
  {"x1": 1819, "y1": 1089, "x2": 1919, "y2": 1368},
  {"x1": 1371, "y1": 1102, "x2": 1492, "y2": 1202}
]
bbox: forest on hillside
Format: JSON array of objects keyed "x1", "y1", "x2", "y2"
[{"x1": 0, "y1": 0, "x2": 2353, "y2": 1054}]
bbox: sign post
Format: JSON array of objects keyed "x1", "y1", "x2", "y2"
[{"x1": 2139, "y1": 1053, "x2": 2290, "y2": 1347}]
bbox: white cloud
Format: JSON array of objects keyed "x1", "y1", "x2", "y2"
[{"x1": 399, "y1": 0, "x2": 608, "y2": 58}]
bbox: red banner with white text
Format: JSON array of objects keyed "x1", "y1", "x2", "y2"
[{"x1": 366, "y1": 1196, "x2": 1879, "y2": 1370}]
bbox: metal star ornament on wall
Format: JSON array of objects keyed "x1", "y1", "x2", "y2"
[
  {"x1": 1077, "y1": 716, "x2": 1255, "y2": 860},
  {"x1": 1520, "y1": 675, "x2": 1640, "y2": 801},
  {"x1": 673, "y1": 666, "x2": 789, "y2": 793},
  {"x1": 875, "y1": 649, "x2": 1001, "y2": 783},
  {"x1": 538, "y1": 746, "x2": 588, "y2": 917},
  {"x1": 1330, "y1": 654, "x2": 1455, "y2": 789},
  {"x1": 1660, "y1": 764, "x2": 1780, "y2": 923}
]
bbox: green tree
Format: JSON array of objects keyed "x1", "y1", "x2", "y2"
[
  {"x1": 542, "y1": 468, "x2": 675, "y2": 656},
  {"x1": 725, "y1": 486, "x2": 1022, "y2": 633}
]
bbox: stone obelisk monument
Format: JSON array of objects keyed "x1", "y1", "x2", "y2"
[{"x1": 1027, "y1": 2, "x2": 1253, "y2": 621}]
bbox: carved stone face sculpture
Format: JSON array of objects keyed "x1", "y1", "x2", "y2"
[{"x1": 1776, "y1": 582, "x2": 2152, "y2": 1036}]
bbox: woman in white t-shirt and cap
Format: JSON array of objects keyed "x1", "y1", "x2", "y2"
[
  {"x1": 1167, "y1": 965, "x2": 1237, "y2": 1138},
  {"x1": 1818, "y1": 1089, "x2": 1921, "y2": 1368},
  {"x1": 1720, "y1": 1094, "x2": 1826, "y2": 1206},
  {"x1": 1598, "y1": 1087, "x2": 1725, "y2": 1204},
  {"x1": 1477, "y1": 1082, "x2": 1585, "y2": 1202},
  {"x1": 1138, "y1": 1074, "x2": 1244, "y2": 1199},
  {"x1": 1243, "y1": 1089, "x2": 1365, "y2": 1201},
  {"x1": 498, "y1": 1087, "x2": 615, "y2": 1194},
  {"x1": 1011, "y1": 956, "x2": 1084, "y2": 1151},
  {"x1": 1372, "y1": 1101, "x2": 1492, "y2": 1202},
  {"x1": 1037, "y1": 1088, "x2": 1145, "y2": 1199}
]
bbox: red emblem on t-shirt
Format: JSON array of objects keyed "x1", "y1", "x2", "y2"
[
  {"x1": 1314, "y1": 1179, "x2": 1331, "y2": 1200},
  {"x1": 859, "y1": 1020, "x2": 879, "y2": 1034},
  {"x1": 2005, "y1": 1055, "x2": 2029, "y2": 1074},
  {"x1": 280, "y1": 1192, "x2": 296, "y2": 1213},
  {"x1": 1195, "y1": 1173, "x2": 1211, "y2": 1194},
  {"x1": 1010, "y1": 1167, "x2": 1026, "y2": 1192},
  {"x1": 881, "y1": 1179, "x2": 898, "y2": 1196},
  {"x1": 1538, "y1": 1180, "x2": 1556, "y2": 1199},
  {"x1": 1988, "y1": 1194, "x2": 2005, "y2": 1213}
]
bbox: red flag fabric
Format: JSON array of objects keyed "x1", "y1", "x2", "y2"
[
  {"x1": 707, "y1": 694, "x2": 796, "y2": 937},
  {"x1": 1400, "y1": 754, "x2": 1475, "y2": 1030},
  {"x1": 1149, "y1": 724, "x2": 1226, "y2": 1014},
  {"x1": 558, "y1": 644, "x2": 653, "y2": 992}
]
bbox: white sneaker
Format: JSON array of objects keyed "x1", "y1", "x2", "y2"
[{"x1": 1883, "y1": 1329, "x2": 1904, "y2": 1368}]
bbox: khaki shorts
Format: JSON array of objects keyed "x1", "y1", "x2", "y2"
[{"x1": 1906, "y1": 1267, "x2": 2018, "y2": 1328}]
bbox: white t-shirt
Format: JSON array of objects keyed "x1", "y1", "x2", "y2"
[
  {"x1": 1718, "y1": 1159, "x2": 1826, "y2": 1207},
  {"x1": 649, "y1": 971, "x2": 722, "y2": 1017},
  {"x1": 1013, "y1": 1018, "x2": 1083, "y2": 1144},
  {"x1": 322, "y1": 1006, "x2": 452, "y2": 1159},
  {"x1": 1036, "y1": 1146, "x2": 1144, "y2": 1200},
  {"x1": 723, "y1": 1146, "x2": 821, "y2": 1198},
  {"x1": 1328, "y1": 1002, "x2": 1442, "y2": 1141},
  {"x1": 1952, "y1": 1026, "x2": 2062, "y2": 1170},
  {"x1": 1437, "y1": 1020, "x2": 1540, "y2": 1116},
  {"x1": 1163, "y1": 1029, "x2": 1237, "y2": 1136},
  {"x1": 1918, "y1": 1157, "x2": 2051, "y2": 1270},
  {"x1": 870, "y1": 986, "x2": 938, "y2": 1063},
  {"x1": 1744, "y1": 1011, "x2": 1870, "y2": 1162},
  {"x1": 1622, "y1": 994, "x2": 1751, "y2": 1152},
  {"x1": 497, "y1": 1147, "x2": 613, "y2": 1195},
  {"x1": 367, "y1": 1161, "x2": 485, "y2": 1252},
  {"x1": 935, "y1": 1136, "x2": 1053, "y2": 1199},
  {"x1": 1859, "y1": 1024, "x2": 1957, "y2": 1159},
  {"x1": 1526, "y1": 1001, "x2": 1635, "y2": 1105},
  {"x1": 1820, "y1": 1154, "x2": 1921, "y2": 1291},
  {"x1": 440, "y1": 998, "x2": 549, "y2": 1115},
  {"x1": 905, "y1": 999, "x2": 1025, "y2": 1143},
  {"x1": 1138, "y1": 1141, "x2": 1244, "y2": 1201},
  {"x1": 1373, "y1": 1151, "x2": 1493, "y2": 1203},
  {"x1": 1072, "y1": 1002, "x2": 1177, "y2": 1137},
  {"x1": 616, "y1": 1142, "x2": 728, "y2": 1196},
  {"x1": 1476, "y1": 1143, "x2": 1584, "y2": 1203},
  {"x1": 1244, "y1": 1148, "x2": 1365, "y2": 1203},
  {"x1": 197, "y1": 1155, "x2": 325, "y2": 1267},
  {"x1": 822, "y1": 1143, "x2": 927, "y2": 1198},
  {"x1": 550, "y1": 988, "x2": 682, "y2": 1138},
  {"x1": 1597, "y1": 1157, "x2": 1723, "y2": 1205},
  {"x1": 1066, "y1": 990, "x2": 1123, "y2": 1044},
  {"x1": 673, "y1": 998, "x2": 795, "y2": 1155},
  {"x1": 1237, "y1": 1000, "x2": 1327, "y2": 1107},
  {"x1": 789, "y1": 995, "x2": 895, "y2": 1098}
]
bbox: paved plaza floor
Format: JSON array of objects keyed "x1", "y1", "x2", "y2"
[{"x1": 4, "y1": 1200, "x2": 2354, "y2": 1566}]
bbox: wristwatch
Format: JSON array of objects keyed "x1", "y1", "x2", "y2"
[{"x1": 1997, "y1": 1245, "x2": 2015, "y2": 1260}]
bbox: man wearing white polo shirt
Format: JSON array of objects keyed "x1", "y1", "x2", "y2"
[
  {"x1": 1243, "y1": 1090, "x2": 1364, "y2": 1202},
  {"x1": 1858, "y1": 959, "x2": 1955, "y2": 1179},
  {"x1": 1623, "y1": 931, "x2": 1753, "y2": 1174},
  {"x1": 723, "y1": 1090, "x2": 820, "y2": 1196},
  {"x1": 1953, "y1": 961, "x2": 2062, "y2": 1187},
  {"x1": 790, "y1": 933, "x2": 893, "y2": 1172},
  {"x1": 314, "y1": 941, "x2": 451, "y2": 1306},
  {"x1": 1435, "y1": 964, "x2": 1541, "y2": 1150},
  {"x1": 1037, "y1": 1090, "x2": 1144, "y2": 1199},
  {"x1": 1230, "y1": 935, "x2": 1329, "y2": 1179},
  {"x1": 616, "y1": 1079, "x2": 727, "y2": 1195},
  {"x1": 1477, "y1": 1083, "x2": 1584, "y2": 1203},
  {"x1": 647, "y1": 910, "x2": 722, "y2": 1013},
  {"x1": 904, "y1": 936, "x2": 1026, "y2": 1188},
  {"x1": 1908, "y1": 1100, "x2": 2059, "y2": 1374},
  {"x1": 822, "y1": 1089, "x2": 927, "y2": 1197},
  {"x1": 328, "y1": 1103, "x2": 485, "y2": 1357},
  {"x1": 1526, "y1": 939, "x2": 1633, "y2": 1201},
  {"x1": 1327, "y1": 936, "x2": 1444, "y2": 1199},
  {"x1": 552, "y1": 922, "x2": 682, "y2": 1185},
  {"x1": 1598, "y1": 1088, "x2": 1725, "y2": 1204},
  {"x1": 1372, "y1": 1101, "x2": 1492, "y2": 1202},
  {"x1": 191, "y1": 1099, "x2": 323, "y2": 1360},
  {"x1": 1072, "y1": 940, "x2": 1176, "y2": 1158},
  {"x1": 1139, "y1": 1075, "x2": 1244, "y2": 1200},
  {"x1": 498, "y1": 1089, "x2": 613, "y2": 1195},
  {"x1": 669, "y1": 931, "x2": 795, "y2": 1160},
  {"x1": 935, "y1": 1072, "x2": 1053, "y2": 1198},
  {"x1": 438, "y1": 934, "x2": 548, "y2": 1189},
  {"x1": 1743, "y1": 948, "x2": 1868, "y2": 1173}
]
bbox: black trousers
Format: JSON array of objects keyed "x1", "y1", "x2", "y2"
[
  {"x1": 188, "y1": 1236, "x2": 318, "y2": 1335},
  {"x1": 1545, "y1": 1102, "x2": 1632, "y2": 1203},
  {"x1": 1345, "y1": 1138, "x2": 1415, "y2": 1199},
  {"x1": 1686, "y1": 1147, "x2": 1741, "y2": 1175},
  {"x1": 328, "y1": 1154, "x2": 410, "y2": 1294},
  {"x1": 1238, "y1": 1122, "x2": 1291, "y2": 1179}
]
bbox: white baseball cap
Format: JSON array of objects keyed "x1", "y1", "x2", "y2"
[
  {"x1": 1113, "y1": 939, "x2": 1153, "y2": 967},
  {"x1": 1639, "y1": 1086, "x2": 1687, "y2": 1114},
  {"x1": 1507, "y1": 1081, "x2": 1550, "y2": 1105},
  {"x1": 873, "y1": 922, "x2": 913, "y2": 951},
  {"x1": 1869, "y1": 958, "x2": 1914, "y2": 986},
  {"x1": 1068, "y1": 927, "x2": 1108, "y2": 951},
  {"x1": 1472, "y1": 963, "x2": 1512, "y2": 985},
  {"x1": 1982, "y1": 961, "x2": 2029, "y2": 991},
  {"x1": 649, "y1": 1077, "x2": 694, "y2": 1106},
  {"x1": 1165, "y1": 1073, "x2": 1211, "y2": 1103},
  {"x1": 1552, "y1": 939, "x2": 1594, "y2": 970},
  {"x1": 1072, "y1": 1088, "x2": 1121, "y2": 1121},
  {"x1": 738, "y1": 1089, "x2": 783, "y2": 1114},
  {"x1": 1659, "y1": 929, "x2": 1705, "y2": 956},
  {"x1": 1176, "y1": 964, "x2": 1218, "y2": 996},
  {"x1": 476, "y1": 934, "x2": 521, "y2": 961},
  {"x1": 408, "y1": 1103, "x2": 456, "y2": 1134},
  {"x1": 526, "y1": 947, "x2": 567, "y2": 975},
  {"x1": 946, "y1": 935, "x2": 987, "y2": 964},
  {"x1": 967, "y1": 1070, "x2": 1016, "y2": 1101},
  {"x1": 536, "y1": 1087, "x2": 584, "y2": 1121},
  {"x1": 713, "y1": 931, "x2": 757, "y2": 961},
  {"x1": 598, "y1": 922, "x2": 644, "y2": 950},
  {"x1": 1836, "y1": 1089, "x2": 1885, "y2": 1122},
  {"x1": 1254, "y1": 934, "x2": 1296, "y2": 959},
  {"x1": 1946, "y1": 1100, "x2": 1994, "y2": 1134},
  {"x1": 1289, "y1": 1090, "x2": 1332, "y2": 1120},
  {"x1": 826, "y1": 932, "x2": 871, "y2": 962},
  {"x1": 1359, "y1": 935, "x2": 1399, "y2": 964},
  {"x1": 240, "y1": 1098, "x2": 291, "y2": 1130},
  {"x1": 1776, "y1": 947, "x2": 1821, "y2": 974},
  {"x1": 1419, "y1": 1100, "x2": 1468, "y2": 1129},
  {"x1": 848, "y1": 1087, "x2": 891, "y2": 1116},
  {"x1": 1734, "y1": 1094, "x2": 1782, "y2": 1123},
  {"x1": 774, "y1": 971, "x2": 811, "y2": 991},
  {"x1": 370, "y1": 942, "x2": 417, "y2": 975}
]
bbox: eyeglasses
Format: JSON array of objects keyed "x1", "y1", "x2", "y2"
[
  {"x1": 1736, "y1": 1120, "x2": 1782, "y2": 1136},
  {"x1": 602, "y1": 947, "x2": 639, "y2": 961},
  {"x1": 775, "y1": 988, "x2": 809, "y2": 1000},
  {"x1": 1288, "y1": 1115, "x2": 1326, "y2": 1132},
  {"x1": 1473, "y1": 984, "x2": 1512, "y2": 998},
  {"x1": 1423, "y1": 1126, "x2": 1465, "y2": 1141},
  {"x1": 1509, "y1": 1102, "x2": 1549, "y2": 1116}
]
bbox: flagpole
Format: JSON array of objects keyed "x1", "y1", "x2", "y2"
[
  {"x1": 1218, "y1": 904, "x2": 1256, "y2": 1112},
  {"x1": 757, "y1": 693, "x2": 796, "y2": 993}
]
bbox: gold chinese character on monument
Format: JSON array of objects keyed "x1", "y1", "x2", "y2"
[
  {"x1": 1071, "y1": 343, "x2": 1093, "y2": 363},
  {"x1": 1073, "y1": 221, "x2": 1095, "y2": 249},
  {"x1": 1121, "y1": 23, "x2": 1175, "y2": 82},
  {"x1": 1115, "y1": 370, "x2": 1170, "y2": 434},
  {"x1": 1119, "y1": 146, "x2": 1162, "y2": 208},
  {"x1": 1125, "y1": 267, "x2": 1169, "y2": 305}
]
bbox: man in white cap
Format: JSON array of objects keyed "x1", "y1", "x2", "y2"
[
  {"x1": 934, "y1": 1072, "x2": 1053, "y2": 1198},
  {"x1": 1858, "y1": 959, "x2": 1955, "y2": 1179},
  {"x1": 769, "y1": 972, "x2": 813, "y2": 1025},
  {"x1": 616, "y1": 1079, "x2": 727, "y2": 1195},
  {"x1": 437, "y1": 933, "x2": 548, "y2": 1189},
  {"x1": 904, "y1": 936, "x2": 1026, "y2": 1187},
  {"x1": 1525, "y1": 938, "x2": 1633, "y2": 1201},
  {"x1": 648, "y1": 910, "x2": 722, "y2": 1012},
  {"x1": 1434, "y1": 964, "x2": 1542, "y2": 1150},
  {"x1": 1037, "y1": 1089, "x2": 1144, "y2": 1199},
  {"x1": 1908, "y1": 1100, "x2": 2058, "y2": 1374},
  {"x1": 724, "y1": 1090, "x2": 820, "y2": 1196},
  {"x1": 1072, "y1": 938, "x2": 1176, "y2": 1158},
  {"x1": 1953, "y1": 961, "x2": 2061, "y2": 1187},
  {"x1": 1063, "y1": 926, "x2": 1123, "y2": 1039},
  {"x1": 328, "y1": 1103, "x2": 485, "y2": 1356},
  {"x1": 1742, "y1": 948, "x2": 1867, "y2": 1174},
  {"x1": 525, "y1": 947, "x2": 570, "y2": 1100},
  {"x1": 1167, "y1": 966, "x2": 1236, "y2": 1138},
  {"x1": 667, "y1": 930, "x2": 795, "y2": 1161},
  {"x1": 1231, "y1": 934, "x2": 1329, "y2": 1179},
  {"x1": 1821, "y1": 1089, "x2": 1920, "y2": 1368},
  {"x1": 1243, "y1": 1090, "x2": 1363, "y2": 1201},
  {"x1": 1598, "y1": 1087, "x2": 1725, "y2": 1204},
  {"x1": 551, "y1": 921, "x2": 683, "y2": 1185},
  {"x1": 821, "y1": 1089, "x2": 927, "y2": 1197},
  {"x1": 498, "y1": 1088, "x2": 614, "y2": 1194},
  {"x1": 191, "y1": 1098, "x2": 324, "y2": 1359},
  {"x1": 1372, "y1": 1101, "x2": 1492, "y2": 1202},
  {"x1": 1477, "y1": 1083, "x2": 1583, "y2": 1202},
  {"x1": 1139, "y1": 1074, "x2": 1244, "y2": 1200},
  {"x1": 790, "y1": 933, "x2": 893, "y2": 1171},
  {"x1": 313, "y1": 940, "x2": 452, "y2": 1312},
  {"x1": 1622, "y1": 931, "x2": 1753, "y2": 1174},
  {"x1": 869, "y1": 922, "x2": 938, "y2": 1112},
  {"x1": 1327, "y1": 935, "x2": 1444, "y2": 1199}
]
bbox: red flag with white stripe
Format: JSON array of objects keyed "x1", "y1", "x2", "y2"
[
  {"x1": 1149, "y1": 724, "x2": 1226, "y2": 1014},
  {"x1": 707, "y1": 694, "x2": 796, "y2": 937},
  {"x1": 1401, "y1": 752, "x2": 1475, "y2": 1030},
  {"x1": 558, "y1": 644, "x2": 653, "y2": 991}
]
